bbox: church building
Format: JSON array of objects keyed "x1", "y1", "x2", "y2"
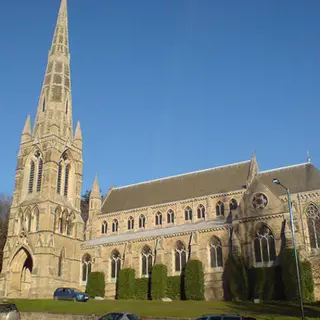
[{"x1": 1, "y1": 0, "x2": 320, "y2": 300}]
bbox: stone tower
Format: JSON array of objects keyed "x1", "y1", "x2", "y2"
[{"x1": 0, "y1": 0, "x2": 84, "y2": 298}]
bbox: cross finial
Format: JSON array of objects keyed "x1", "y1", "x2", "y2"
[{"x1": 307, "y1": 150, "x2": 311, "y2": 163}]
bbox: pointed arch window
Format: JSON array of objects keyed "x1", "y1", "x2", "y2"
[
  {"x1": 26, "y1": 210, "x2": 32, "y2": 232},
  {"x1": 66, "y1": 215, "x2": 72, "y2": 236},
  {"x1": 306, "y1": 203, "x2": 320, "y2": 249},
  {"x1": 197, "y1": 204, "x2": 205, "y2": 219},
  {"x1": 33, "y1": 207, "x2": 40, "y2": 232},
  {"x1": 210, "y1": 236, "x2": 223, "y2": 268},
  {"x1": 65, "y1": 100, "x2": 68, "y2": 114},
  {"x1": 42, "y1": 97, "x2": 46, "y2": 112},
  {"x1": 175, "y1": 241, "x2": 187, "y2": 272},
  {"x1": 141, "y1": 245, "x2": 153, "y2": 277},
  {"x1": 184, "y1": 206, "x2": 192, "y2": 221},
  {"x1": 58, "y1": 249, "x2": 64, "y2": 277},
  {"x1": 112, "y1": 219, "x2": 119, "y2": 233},
  {"x1": 216, "y1": 201, "x2": 224, "y2": 217},
  {"x1": 155, "y1": 212, "x2": 162, "y2": 226},
  {"x1": 36, "y1": 159, "x2": 43, "y2": 193},
  {"x1": 111, "y1": 250, "x2": 121, "y2": 280},
  {"x1": 101, "y1": 221, "x2": 108, "y2": 234},
  {"x1": 254, "y1": 224, "x2": 276, "y2": 264},
  {"x1": 139, "y1": 215, "x2": 146, "y2": 229},
  {"x1": 81, "y1": 254, "x2": 92, "y2": 283},
  {"x1": 28, "y1": 161, "x2": 35, "y2": 194},
  {"x1": 64, "y1": 164, "x2": 70, "y2": 196},
  {"x1": 229, "y1": 199, "x2": 238, "y2": 211},
  {"x1": 54, "y1": 208, "x2": 61, "y2": 232},
  {"x1": 167, "y1": 210, "x2": 174, "y2": 224},
  {"x1": 128, "y1": 216, "x2": 134, "y2": 230},
  {"x1": 56, "y1": 162, "x2": 62, "y2": 194}
]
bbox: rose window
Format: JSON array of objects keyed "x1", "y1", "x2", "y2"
[{"x1": 252, "y1": 193, "x2": 268, "y2": 209}]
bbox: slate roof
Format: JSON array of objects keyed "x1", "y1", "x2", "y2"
[
  {"x1": 82, "y1": 219, "x2": 226, "y2": 248},
  {"x1": 101, "y1": 160, "x2": 320, "y2": 215},
  {"x1": 258, "y1": 163, "x2": 320, "y2": 196},
  {"x1": 101, "y1": 160, "x2": 251, "y2": 214}
]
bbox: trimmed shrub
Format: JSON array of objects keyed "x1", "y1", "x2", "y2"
[
  {"x1": 224, "y1": 254, "x2": 248, "y2": 301},
  {"x1": 117, "y1": 268, "x2": 135, "y2": 299},
  {"x1": 263, "y1": 267, "x2": 276, "y2": 301},
  {"x1": 280, "y1": 248, "x2": 302, "y2": 300},
  {"x1": 85, "y1": 272, "x2": 105, "y2": 297},
  {"x1": 151, "y1": 264, "x2": 167, "y2": 300},
  {"x1": 301, "y1": 260, "x2": 315, "y2": 302},
  {"x1": 135, "y1": 278, "x2": 150, "y2": 300},
  {"x1": 167, "y1": 276, "x2": 181, "y2": 300},
  {"x1": 253, "y1": 267, "x2": 266, "y2": 299},
  {"x1": 274, "y1": 265, "x2": 286, "y2": 300},
  {"x1": 184, "y1": 259, "x2": 205, "y2": 300}
]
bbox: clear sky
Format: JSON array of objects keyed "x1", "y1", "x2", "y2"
[{"x1": 0, "y1": 0, "x2": 319, "y2": 196}]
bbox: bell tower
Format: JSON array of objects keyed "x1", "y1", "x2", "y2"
[{"x1": 0, "y1": 0, "x2": 84, "y2": 298}]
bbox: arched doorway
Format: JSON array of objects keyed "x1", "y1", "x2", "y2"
[{"x1": 8, "y1": 247, "x2": 33, "y2": 297}]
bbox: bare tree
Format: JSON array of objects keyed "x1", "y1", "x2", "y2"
[{"x1": 0, "y1": 194, "x2": 11, "y2": 272}]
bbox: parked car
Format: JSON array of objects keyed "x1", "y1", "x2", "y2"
[
  {"x1": 53, "y1": 287, "x2": 89, "y2": 302},
  {"x1": 98, "y1": 312, "x2": 140, "y2": 320},
  {"x1": 196, "y1": 315, "x2": 256, "y2": 320},
  {"x1": 0, "y1": 303, "x2": 21, "y2": 320}
]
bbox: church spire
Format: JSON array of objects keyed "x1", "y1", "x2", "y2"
[
  {"x1": 21, "y1": 115, "x2": 32, "y2": 143},
  {"x1": 90, "y1": 176, "x2": 101, "y2": 200},
  {"x1": 33, "y1": 0, "x2": 73, "y2": 141}
]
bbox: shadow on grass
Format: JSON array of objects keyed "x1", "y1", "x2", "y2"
[{"x1": 221, "y1": 301, "x2": 320, "y2": 318}]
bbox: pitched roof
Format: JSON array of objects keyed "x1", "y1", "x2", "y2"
[
  {"x1": 258, "y1": 163, "x2": 320, "y2": 196},
  {"x1": 101, "y1": 160, "x2": 251, "y2": 213},
  {"x1": 83, "y1": 219, "x2": 226, "y2": 248}
]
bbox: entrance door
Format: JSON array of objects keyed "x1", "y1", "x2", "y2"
[{"x1": 8, "y1": 247, "x2": 33, "y2": 297}]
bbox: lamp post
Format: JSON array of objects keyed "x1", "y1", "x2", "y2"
[{"x1": 272, "y1": 178, "x2": 305, "y2": 320}]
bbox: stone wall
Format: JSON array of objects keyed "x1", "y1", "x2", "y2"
[
  {"x1": 21, "y1": 313, "x2": 98, "y2": 320},
  {"x1": 21, "y1": 314, "x2": 192, "y2": 320}
]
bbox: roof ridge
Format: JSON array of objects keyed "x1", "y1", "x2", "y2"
[
  {"x1": 259, "y1": 162, "x2": 309, "y2": 174},
  {"x1": 114, "y1": 159, "x2": 251, "y2": 190}
]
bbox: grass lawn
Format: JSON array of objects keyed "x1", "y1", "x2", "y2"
[{"x1": 7, "y1": 299, "x2": 320, "y2": 320}]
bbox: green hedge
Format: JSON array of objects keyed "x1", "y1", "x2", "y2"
[
  {"x1": 224, "y1": 254, "x2": 248, "y2": 301},
  {"x1": 248, "y1": 267, "x2": 277, "y2": 301},
  {"x1": 185, "y1": 260, "x2": 205, "y2": 300},
  {"x1": 301, "y1": 260, "x2": 315, "y2": 302},
  {"x1": 280, "y1": 248, "x2": 302, "y2": 301},
  {"x1": 151, "y1": 264, "x2": 167, "y2": 300},
  {"x1": 85, "y1": 272, "x2": 105, "y2": 297},
  {"x1": 117, "y1": 268, "x2": 135, "y2": 299},
  {"x1": 135, "y1": 278, "x2": 150, "y2": 300},
  {"x1": 280, "y1": 248, "x2": 315, "y2": 302},
  {"x1": 167, "y1": 276, "x2": 181, "y2": 300}
]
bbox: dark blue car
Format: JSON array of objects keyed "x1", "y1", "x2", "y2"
[{"x1": 53, "y1": 287, "x2": 89, "y2": 302}]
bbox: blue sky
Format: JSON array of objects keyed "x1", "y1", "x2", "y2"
[{"x1": 0, "y1": 0, "x2": 319, "y2": 196}]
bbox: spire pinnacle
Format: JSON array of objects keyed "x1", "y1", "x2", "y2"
[
  {"x1": 33, "y1": 0, "x2": 73, "y2": 140},
  {"x1": 247, "y1": 150, "x2": 259, "y2": 186},
  {"x1": 50, "y1": 0, "x2": 69, "y2": 56},
  {"x1": 90, "y1": 175, "x2": 101, "y2": 199},
  {"x1": 74, "y1": 121, "x2": 82, "y2": 140},
  {"x1": 21, "y1": 115, "x2": 32, "y2": 143}
]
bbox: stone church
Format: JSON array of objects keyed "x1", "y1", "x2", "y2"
[{"x1": 1, "y1": 0, "x2": 320, "y2": 300}]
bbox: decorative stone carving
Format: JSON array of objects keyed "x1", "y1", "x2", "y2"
[
  {"x1": 35, "y1": 234, "x2": 43, "y2": 247},
  {"x1": 15, "y1": 232, "x2": 29, "y2": 247},
  {"x1": 47, "y1": 234, "x2": 55, "y2": 248}
]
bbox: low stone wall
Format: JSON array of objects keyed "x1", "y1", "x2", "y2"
[
  {"x1": 21, "y1": 313, "x2": 192, "y2": 320},
  {"x1": 21, "y1": 313, "x2": 99, "y2": 320}
]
